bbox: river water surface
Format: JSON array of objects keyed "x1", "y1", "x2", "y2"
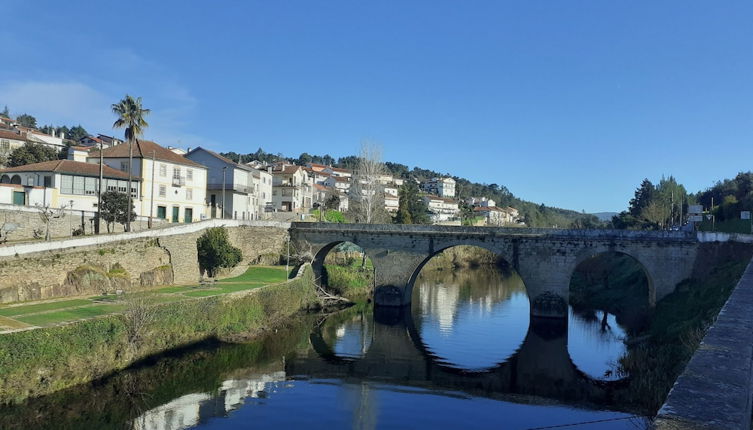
[{"x1": 0, "y1": 265, "x2": 651, "y2": 429}]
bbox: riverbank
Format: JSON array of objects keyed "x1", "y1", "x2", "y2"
[{"x1": 0, "y1": 264, "x2": 318, "y2": 404}]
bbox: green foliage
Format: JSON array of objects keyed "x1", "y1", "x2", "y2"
[
  {"x1": 196, "y1": 227, "x2": 243, "y2": 277},
  {"x1": 323, "y1": 264, "x2": 373, "y2": 299},
  {"x1": 324, "y1": 194, "x2": 340, "y2": 211},
  {"x1": 569, "y1": 214, "x2": 605, "y2": 229},
  {"x1": 312, "y1": 208, "x2": 346, "y2": 223},
  {"x1": 0, "y1": 106, "x2": 8, "y2": 118},
  {"x1": 395, "y1": 180, "x2": 429, "y2": 224},
  {"x1": 99, "y1": 191, "x2": 136, "y2": 232},
  {"x1": 7, "y1": 142, "x2": 60, "y2": 167},
  {"x1": 695, "y1": 171, "x2": 753, "y2": 222},
  {"x1": 613, "y1": 175, "x2": 688, "y2": 230},
  {"x1": 111, "y1": 95, "x2": 150, "y2": 142},
  {"x1": 15, "y1": 113, "x2": 37, "y2": 128},
  {"x1": 0, "y1": 267, "x2": 317, "y2": 404}
]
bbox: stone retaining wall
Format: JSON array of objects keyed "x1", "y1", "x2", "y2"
[
  {"x1": 0, "y1": 220, "x2": 291, "y2": 304},
  {"x1": 654, "y1": 257, "x2": 753, "y2": 430}
]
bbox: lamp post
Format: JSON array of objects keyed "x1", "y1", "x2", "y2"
[{"x1": 222, "y1": 166, "x2": 227, "y2": 220}]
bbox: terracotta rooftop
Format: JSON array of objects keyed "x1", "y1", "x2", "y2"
[
  {"x1": 0, "y1": 129, "x2": 26, "y2": 141},
  {"x1": 89, "y1": 140, "x2": 205, "y2": 168},
  {"x1": 0, "y1": 160, "x2": 136, "y2": 180}
]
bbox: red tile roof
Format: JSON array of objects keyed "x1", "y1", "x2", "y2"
[
  {"x1": 89, "y1": 140, "x2": 205, "y2": 168},
  {"x1": 0, "y1": 160, "x2": 136, "y2": 180},
  {"x1": 0, "y1": 129, "x2": 26, "y2": 141}
]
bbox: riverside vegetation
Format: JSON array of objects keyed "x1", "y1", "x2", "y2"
[{"x1": 0, "y1": 227, "x2": 320, "y2": 404}]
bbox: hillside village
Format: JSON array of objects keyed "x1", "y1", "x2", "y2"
[{"x1": 0, "y1": 112, "x2": 522, "y2": 232}]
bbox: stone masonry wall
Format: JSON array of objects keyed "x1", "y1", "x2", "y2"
[
  {"x1": 0, "y1": 222, "x2": 290, "y2": 304},
  {"x1": 0, "y1": 237, "x2": 171, "y2": 303}
]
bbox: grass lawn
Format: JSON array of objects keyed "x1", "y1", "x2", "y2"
[
  {"x1": 0, "y1": 299, "x2": 93, "y2": 317},
  {"x1": 218, "y1": 266, "x2": 289, "y2": 284},
  {"x1": 16, "y1": 304, "x2": 127, "y2": 327},
  {"x1": 156, "y1": 285, "x2": 204, "y2": 294}
]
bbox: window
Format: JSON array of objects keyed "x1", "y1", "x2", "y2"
[
  {"x1": 186, "y1": 169, "x2": 193, "y2": 181},
  {"x1": 159, "y1": 164, "x2": 167, "y2": 177},
  {"x1": 43, "y1": 176, "x2": 52, "y2": 187},
  {"x1": 0, "y1": 140, "x2": 9, "y2": 153},
  {"x1": 186, "y1": 189, "x2": 192, "y2": 200},
  {"x1": 156, "y1": 206, "x2": 167, "y2": 219},
  {"x1": 120, "y1": 162, "x2": 129, "y2": 172},
  {"x1": 106, "y1": 179, "x2": 118, "y2": 192},
  {"x1": 60, "y1": 175, "x2": 73, "y2": 194},
  {"x1": 117, "y1": 180, "x2": 127, "y2": 193},
  {"x1": 73, "y1": 176, "x2": 84, "y2": 195},
  {"x1": 159, "y1": 185, "x2": 166, "y2": 198},
  {"x1": 172, "y1": 167, "x2": 181, "y2": 180},
  {"x1": 84, "y1": 177, "x2": 97, "y2": 195}
]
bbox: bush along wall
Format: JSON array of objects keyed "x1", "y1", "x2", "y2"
[{"x1": 0, "y1": 265, "x2": 317, "y2": 405}]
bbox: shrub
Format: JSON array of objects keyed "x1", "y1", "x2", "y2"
[{"x1": 196, "y1": 227, "x2": 243, "y2": 277}]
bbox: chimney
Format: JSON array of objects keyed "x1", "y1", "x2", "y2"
[{"x1": 60, "y1": 132, "x2": 65, "y2": 140}]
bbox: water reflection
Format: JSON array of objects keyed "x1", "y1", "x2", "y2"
[
  {"x1": 412, "y1": 267, "x2": 529, "y2": 370},
  {"x1": 0, "y1": 267, "x2": 651, "y2": 430}
]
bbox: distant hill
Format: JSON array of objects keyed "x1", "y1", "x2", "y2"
[{"x1": 591, "y1": 212, "x2": 617, "y2": 222}]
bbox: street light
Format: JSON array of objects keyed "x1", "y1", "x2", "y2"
[{"x1": 222, "y1": 166, "x2": 227, "y2": 220}]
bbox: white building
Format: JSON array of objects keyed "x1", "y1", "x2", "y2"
[
  {"x1": 88, "y1": 140, "x2": 207, "y2": 223},
  {"x1": 185, "y1": 147, "x2": 265, "y2": 220},
  {"x1": 423, "y1": 177, "x2": 456, "y2": 198},
  {"x1": 0, "y1": 159, "x2": 139, "y2": 211},
  {"x1": 270, "y1": 163, "x2": 312, "y2": 212},
  {"x1": 250, "y1": 167, "x2": 273, "y2": 215},
  {"x1": 474, "y1": 206, "x2": 520, "y2": 226},
  {"x1": 423, "y1": 195, "x2": 459, "y2": 223}
]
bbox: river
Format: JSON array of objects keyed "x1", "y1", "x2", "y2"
[{"x1": 0, "y1": 264, "x2": 652, "y2": 429}]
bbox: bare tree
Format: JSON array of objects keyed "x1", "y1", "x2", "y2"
[
  {"x1": 349, "y1": 142, "x2": 388, "y2": 224},
  {"x1": 34, "y1": 203, "x2": 70, "y2": 241},
  {"x1": 124, "y1": 294, "x2": 157, "y2": 349}
]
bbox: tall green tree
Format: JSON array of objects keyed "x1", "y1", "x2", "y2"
[
  {"x1": 8, "y1": 143, "x2": 59, "y2": 167},
  {"x1": 1, "y1": 106, "x2": 9, "y2": 118},
  {"x1": 629, "y1": 179, "x2": 654, "y2": 217},
  {"x1": 15, "y1": 114, "x2": 37, "y2": 128},
  {"x1": 395, "y1": 180, "x2": 429, "y2": 224},
  {"x1": 112, "y1": 95, "x2": 150, "y2": 232}
]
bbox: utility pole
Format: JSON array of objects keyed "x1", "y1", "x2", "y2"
[
  {"x1": 222, "y1": 166, "x2": 227, "y2": 220},
  {"x1": 149, "y1": 150, "x2": 156, "y2": 228},
  {"x1": 96, "y1": 140, "x2": 104, "y2": 234},
  {"x1": 126, "y1": 138, "x2": 133, "y2": 232}
]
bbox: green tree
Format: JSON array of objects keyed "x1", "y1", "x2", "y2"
[
  {"x1": 100, "y1": 191, "x2": 136, "y2": 233},
  {"x1": 15, "y1": 113, "x2": 37, "y2": 128},
  {"x1": 112, "y1": 95, "x2": 150, "y2": 232},
  {"x1": 1, "y1": 106, "x2": 9, "y2": 118},
  {"x1": 629, "y1": 179, "x2": 655, "y2": 217},
  {"x1": 459, "y1": 201, "x2": 474, "y2": 225},
  {"x1": 196, "y1": 227, "x2": 243, "y2": 277},
  {"x1": 395, "y1": 181, "x2": 429, "y2": 224},
  {"x1": 8, "y1": 143, "x2": 59, "y2": 167},
  {"x1": 324, "y1": 194, "x2": 340, "y2": 211},
  {"x1": 68, "y1": 125, "x2": 89, "y2": 141}
]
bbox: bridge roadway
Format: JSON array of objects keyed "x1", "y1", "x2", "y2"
[
  {"x1": 287, "y1": 307, "x2": 631, "y2": 413},
  {"x1": 290, "y1": 223, "x2": 699, "y2": 318}
]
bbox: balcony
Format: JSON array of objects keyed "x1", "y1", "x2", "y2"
[{"x1": 172, "y1": 176, "x2": 186, "y2": 187}]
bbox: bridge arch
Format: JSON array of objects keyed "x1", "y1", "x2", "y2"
[
  {"x1": 404, "y1": 244, "x2": 525, "y2": 306},
  {"x1": 310, "y1": 240, "x2": 376, "y2": 298},
  {"x1": 571, "y1": 247, "x2": 655, "y2": 306}
]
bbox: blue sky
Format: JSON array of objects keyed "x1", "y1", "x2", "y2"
[{"x1": 1, "y1": 1, "x2": 751, "y2": 212}]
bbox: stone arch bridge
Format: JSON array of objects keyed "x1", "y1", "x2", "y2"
[{"x1": 290, "y1": 223, "x2": 699, "y2": 318}]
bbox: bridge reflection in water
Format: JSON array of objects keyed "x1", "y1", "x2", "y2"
[{"x1": 292, "y1": 306, "x2": 630, "y2": 412}]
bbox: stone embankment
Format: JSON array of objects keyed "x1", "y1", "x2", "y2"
[
  {"x1": 654, "y1": 256, "x2": 753, "y2": 430},
  {"x1": 0, "y1": 219, "x2": 290, "y2": 304}
]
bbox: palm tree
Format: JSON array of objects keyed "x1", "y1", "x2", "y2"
[{"x1": 112, "y1": 95, "x2": 150, "y2": 232}]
